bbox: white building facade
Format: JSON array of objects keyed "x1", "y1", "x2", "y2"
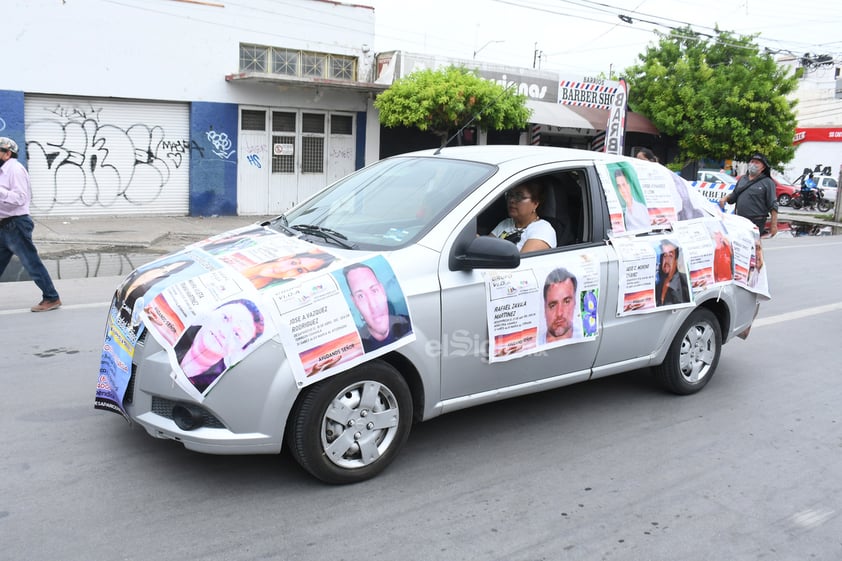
[
  {"x1": 780, "y1": 58, "x2": 842, "y2": 182},
  {"x1": 2, "y1": 0, "x2": 384, "y2": 217}
]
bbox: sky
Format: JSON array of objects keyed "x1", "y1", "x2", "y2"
[{"x1": 365, "y1": 0, "x2": 842, "y2": 78}]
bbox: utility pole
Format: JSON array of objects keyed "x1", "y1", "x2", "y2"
[{"x1": 533, "y1": 43, "x2": 543, "y2": 69}]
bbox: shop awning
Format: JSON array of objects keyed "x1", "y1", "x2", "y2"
[
  {"x1": 526, "y1": 99, "x2": 595, "y2": 130},
  {"x1": 527, "y1": 100, "x2": 659, "y2": 135}
]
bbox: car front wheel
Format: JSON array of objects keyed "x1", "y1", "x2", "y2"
[
  {"x1": 778, "y1": 193, "x2": 792, "y2": 206},
  {"x1": 653, "y1": 308, "x2": 722, "y2": 395},
  {"x1": 286, "y1": 360, "x2": 413, "y2": 484}
]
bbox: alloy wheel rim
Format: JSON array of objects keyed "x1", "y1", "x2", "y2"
[
  {"x1": 321, "y1": 380, "x2": 400, "y2": 469},
  {"x1": 678, "y1": 322, "x2": 715, "y2": 384}
]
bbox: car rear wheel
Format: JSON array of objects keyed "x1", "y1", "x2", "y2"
[
  {"x1": 653, "y1": 308, "x2": 721, "y2": 395},
  {"x1": 286, "y1": 360, "x2": 412, "y2": 484},
  {"x1": 777, "y1": 193, "x2": 792, "y2": 206}
]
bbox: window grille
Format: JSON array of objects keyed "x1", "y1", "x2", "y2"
[
  {"x1": 302, "y1": 113, "x2": 325, "y2": 134},
  {"x1": 240, "y1": 44, "x2": 357, "y2": 83},
  {"x1": 241, "y1": 110, "x2": 266, "y2": 131},
  {"x1": 301, "y1": 137, "x2": 324, "y2": 173},
  {"x1": 330, "y1": 56, "x2": 356, "y2": 80},
  {"x1": 272, "y1": 111, "x2": 296, "y2": 133},
  {"x1": 240, "y1": 44, "x2": 268, "y2": 73},
  {"x1": 331, "y1": 115, "x2": 353, "y2": 135},
  {"x1": 272, "y1": 48, "x2": 298, "y2": 76},
  {"x1": 271, "y1": 135, "x2": 295, "y2": 173},
  {"x1": 302, "y1": 52, "x2": 326, "y2": 78}
]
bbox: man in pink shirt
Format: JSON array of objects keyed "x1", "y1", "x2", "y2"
[{"x1": 0, "y1": 137, "x2": 61, "y2": 311}]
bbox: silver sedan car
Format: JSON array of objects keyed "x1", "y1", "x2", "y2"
[{"x1": 96, "y1": 146, "x2": 766, "y2": 484}]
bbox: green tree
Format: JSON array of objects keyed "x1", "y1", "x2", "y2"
[
  {"x1": 623, "y1": 26, "x2": 798, "y2": 169},
  {"x1": 374, "y1": 66, "x2": 531, "y2": 147}
]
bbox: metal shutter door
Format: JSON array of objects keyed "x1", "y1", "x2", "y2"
[{"x1": 24, "y1": 95, "x2": 190, "y2": 216}]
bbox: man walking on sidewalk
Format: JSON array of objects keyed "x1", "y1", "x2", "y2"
[{"x1": 0, "y1": 137, "x2": 62, "y2": 312}]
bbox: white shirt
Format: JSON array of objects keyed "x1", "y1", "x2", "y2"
[{"x1": 492, "y1": 218, "x2": 557, "y2": 251}]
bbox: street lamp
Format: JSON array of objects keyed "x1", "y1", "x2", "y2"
[{"x1": 473, "y1": 39, "x2": 504, "y2": 60}]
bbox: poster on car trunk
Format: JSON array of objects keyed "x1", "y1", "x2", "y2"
[
  {"x1": 484, "y1": 254, "x2": 601, "y2": 362},
  {"x1": 272, "y1": 255, "x2": 415, "y2": 387},
  {"x1": 611, "y1": 234, "x2": 694, "y2": 316}
]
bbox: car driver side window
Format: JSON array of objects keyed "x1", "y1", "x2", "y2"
[{"x1": 478, "y1": 170, "x2": 587, "y2": 254}]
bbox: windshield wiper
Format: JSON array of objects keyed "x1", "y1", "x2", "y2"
[
  {"x1": 262, "y1": 214, "x2": 301, "y2": 238},
  {"x1": 291, "y1": 224, "x2": 356, "y2": 249}
]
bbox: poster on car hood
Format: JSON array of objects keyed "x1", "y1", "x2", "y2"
[
  {"x1": 484, "y1": 254, "x2": 600, "y2": 362},
  {"x1": 95, "y1": 249, "x2": 228, "y2": 418},
  {"x1": 95, "y1": 226, "x2": 416, "y2": 414},
  {"x1": 272, "y1": 254, "x2": 415, "y2": 387}
]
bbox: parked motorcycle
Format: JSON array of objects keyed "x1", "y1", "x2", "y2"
[{"x1": 791, "y1": 187, "x2": 833, "y2": 212}]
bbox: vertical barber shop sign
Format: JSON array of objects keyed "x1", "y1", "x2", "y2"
[{"x1": 604, "y1": 79, "x2": 627, "y2": 156}]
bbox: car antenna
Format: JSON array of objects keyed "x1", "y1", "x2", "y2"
[{"x1": 433, "y1": 82, "x2": 518, "y2": 156}]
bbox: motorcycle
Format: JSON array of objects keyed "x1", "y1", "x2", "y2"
[{"x1": 791, "y1": 186, "x2": 833, "y2": 212}]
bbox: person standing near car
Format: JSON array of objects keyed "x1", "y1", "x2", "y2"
[
  {"x1": 718, "y1": 153, "x2": 778, "y2": 237},
  {"x1": 0, "y1": 137, "x2": 62, "y2": 312}
]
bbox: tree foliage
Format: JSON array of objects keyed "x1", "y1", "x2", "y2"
[
  {"x1": 623, "y1": 27, "x2": 799, "y2": 169},
  {"x1": 374, "y1": 66, "x2": 531, "y2": 147}
]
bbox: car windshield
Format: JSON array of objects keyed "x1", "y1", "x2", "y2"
[{"x1": 273, "y1": 156, "x2": 495, "y2": 250}]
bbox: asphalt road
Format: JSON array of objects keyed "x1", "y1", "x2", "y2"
[{"x1": 1, "y1": 236, "x2": 841, "y2": 561}]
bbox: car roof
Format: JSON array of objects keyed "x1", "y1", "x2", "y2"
[{"x1": 393, "y1": 145, "x2": 628, "y2": 167}]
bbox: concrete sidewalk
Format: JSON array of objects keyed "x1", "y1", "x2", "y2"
[
  {"x1": 0, "y1": 214, "x2": 274, "y2": 292},
  {"x1": 32, "y1": 214, "x2": 275, "y2": 256}
]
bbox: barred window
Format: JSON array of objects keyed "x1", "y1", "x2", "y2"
[
  {"x1": 272, "y1": 111, "x2": 296, "y2": 133},
  {"x1": 240, "y1": 44, "x2": 268, "y2": 73},
  {"x1": 302, "y1": 113, "x2": 325, "y2": 134},
  {"x1": 330, "y1": 56, "x2": 356, "y2": 80},
  {"x1": 302, "y1": 52, "x2": 326, "y2": 78},
  {"x1": 272, "y1": 135, "x2": 295, "y2": 173},
  {"x1": 239, "y1": 44, "x2": 356, "y2": 82},
  {"x1": 331, "y1": 115, "x2": 353, "y2": 135},
  {"x1": 301, "y1": 137, "x2": 324, "y2": 173},
  {"x1": 272, "y1": 48, "x2": 298, "y2": 76},
  {"x1": 241, "y1": 110, "x2": 266, "y2": 131}
]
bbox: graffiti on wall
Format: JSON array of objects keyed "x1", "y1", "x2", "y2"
[
  {"x1": 242, "y1": 140, "x2": 268, "y2": 169},
  {"x1": 23, "y1": 101, "x2": 198, "y2": 211},
  {"x1": 206, "y1": 129, "x2": 235, "y2": 160}
]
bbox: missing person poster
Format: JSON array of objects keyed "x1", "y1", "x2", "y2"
[
  {"x1": 612, "y1": 234, "x2": 694, "y2": 316},
  {"x1": 141, "y1": 267, "x2": 276, "y2": 401},
  {"x1": 273, "y1": 255, "x2": 415, "y2": 387},
  {"x1": 485, "y1": 254, "x2": 601, "y2": 362}
]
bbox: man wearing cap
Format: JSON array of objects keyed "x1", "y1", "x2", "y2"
[
  {"x1": 717, "y1": 153, "x2": 778, "y2": 237},
  {"x1": 0, "y1": 137, "x2": 62, "y2": 311}
]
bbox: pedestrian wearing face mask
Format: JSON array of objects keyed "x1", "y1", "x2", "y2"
[{"x1": 718, "y1": 152, "x2": 778, "y2": 237}]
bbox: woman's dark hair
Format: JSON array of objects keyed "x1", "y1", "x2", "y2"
[
  {"x1": 635, "y1": 147, "x2": 658, "y2": 162},
  {"x1": 518, "y1": 180, "x2": 545, "y2": 206}
]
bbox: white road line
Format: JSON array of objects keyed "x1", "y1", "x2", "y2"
[
  {"x1": 0, "y1": 301, "x2": 110, "y2": 316},
  {"x1": 753, "y1": 301, "x2": 842, "y2": 327}
]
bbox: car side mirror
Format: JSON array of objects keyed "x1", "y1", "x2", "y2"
[{"x1": 450, "y1": 235, "x2": 521, "y2": 271}]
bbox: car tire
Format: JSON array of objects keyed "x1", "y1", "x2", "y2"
[
  {"x1": 777, "y1": 193, "x2": 791, "y2": 207},
  {"x1": 653, "y1": 308, "x2": 722, "y2": 395},
  {"x1": 286, "y1": 360, "x2": 413, "y2": 484}
]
